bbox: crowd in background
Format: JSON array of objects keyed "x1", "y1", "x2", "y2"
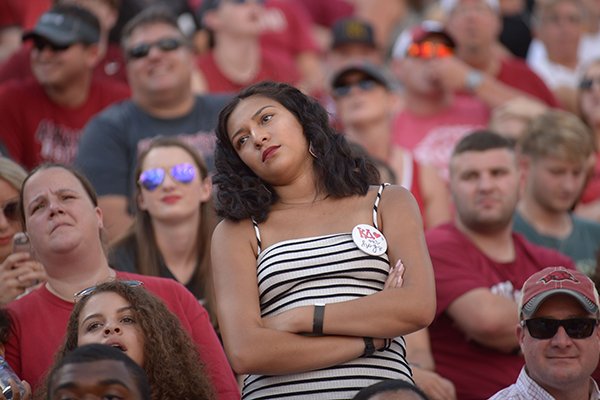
[{"x1": 0, "y1": 0, "x2": 600, "y2": 399}]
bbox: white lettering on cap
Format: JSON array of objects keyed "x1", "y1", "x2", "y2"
[{"x1": 40, "y1": 13, "x2": 65, "y2": 26}]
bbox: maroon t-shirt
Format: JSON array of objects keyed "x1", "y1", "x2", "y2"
[{"x1": 427, "y1": 223, "x2": 574, "y2": 400}]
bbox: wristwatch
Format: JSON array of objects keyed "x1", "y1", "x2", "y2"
[
  {"x1": 465, "y1": 69, "x2": 484, "y2": 93},
  {"x1": 363, "y1": 337, "x2": 376, "y2": 357}
]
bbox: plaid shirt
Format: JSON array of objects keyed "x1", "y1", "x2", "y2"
[{"x1": 489, "y1": 367, "x2": 600, "y2": 399}]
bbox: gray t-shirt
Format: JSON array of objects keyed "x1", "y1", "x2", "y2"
[
  {"x1": 513, "y1": 211, "x2": 600, "y2": 276},
  {"x1": 75, "y1": 95, "x2": 229, "y2": 203}
]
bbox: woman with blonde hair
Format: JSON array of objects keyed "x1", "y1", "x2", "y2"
[{"x1": 0, "y1": 157, "x2": 45, "y2": 306}]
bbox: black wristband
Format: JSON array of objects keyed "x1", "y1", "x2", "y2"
[
  {"x1": 363, "y1": 337, "x2": 375, "y2": 357},
  {"x1": 313, "y1": 304, "x2": 325, "y2": 335}
]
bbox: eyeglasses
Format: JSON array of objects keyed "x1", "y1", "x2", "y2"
[
  {"x1": 126, "y1": 38, "x2": 185, "y2": 60},
  {"x1": 73, "y1": 280, "x2": 144, "y2": 302},
  {"x1": 31, "y1": 37, "x2": 73, "y2": 53},
  {"x1": 333, "y1": 79, "x2": 379, "y2": 98},
  {"x1": 0, "y1": 199, "x2": 19, "y2": 222},
  {"x1": 522, "y1": 317, "x2": 599, "y2": 339},
  {"x1": 138, "y1": 163, "x2": 197, "y2": 191},
  {"x1": 579, "y1": 76, "x2": 600, "y2": 91},
  {"x1": 407, "y1": 41, "x2": 453, "y2": 59}
]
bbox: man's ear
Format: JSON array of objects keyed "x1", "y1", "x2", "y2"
[
  {"x1": 517, "y1": 321, "x2": 525, "y2": 345},
  {"x1": 85, "y1": 43, "x2": 102, "y2": 68}
]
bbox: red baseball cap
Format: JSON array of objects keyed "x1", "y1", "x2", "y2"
[{"x1": 519, "y1": 266, "x2": 600, "y2": 319}]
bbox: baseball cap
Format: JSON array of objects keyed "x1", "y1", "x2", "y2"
[
  {"x1": 331, "y1": 17, "x2": 377, "y2": 50},
  {"x1": 330, "y1": 62, "x2": 396, "y2": 91},
  {"x1": 391, "y1": 20, "x2": 455, "y2": 59},
  {"x1": 519, "y1": 266, "x2": 600, "y2": 319},
  {"x1": 23, "y1": 5, "x2": 100, "y2": 47}
]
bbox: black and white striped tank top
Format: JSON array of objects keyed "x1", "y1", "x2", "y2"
[{"x1": 244, "y1": 184, "x2": 412, "y2": 399}]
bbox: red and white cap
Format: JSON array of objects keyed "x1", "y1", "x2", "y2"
[{"x1": 519, "y1": 266, "x2": 600, "y2": 319}]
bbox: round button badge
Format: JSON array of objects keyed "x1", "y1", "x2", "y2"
[{"x1": 351, "y1": 224, "x2": 387, "y2": 256}]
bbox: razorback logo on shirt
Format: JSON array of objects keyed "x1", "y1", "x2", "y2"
[{"x1": 538, "y1": 270, "x2": 579, "y2": 284}]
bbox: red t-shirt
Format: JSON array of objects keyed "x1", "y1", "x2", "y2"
[
  {"x1": 260, "y1": 0, "x2": 320, "y2": 58},
  {"x1": 427, "y1": 223, "x2": 574, "y2": 400},
  {"x1": 497, "y1": 57, "x2": 560, "y2": 108},
  {"x1": 581, "y1": 154, "x2": 600, "y2": 204},
  {"x1": 0, "y1": 0, "x2": 50, "y2": 29},
  {"x1": 392, "y1": 94, "x2": 489, "y2": 181},
  {"x1": 5, "y1": 271, "x2": 240, "y2": 400},
  {"x1": 0, "y1": 76, "x2": 129, "y2": 170},
  {"x1": 197, "y1": 48, "x2": 299, "y2": 94}
]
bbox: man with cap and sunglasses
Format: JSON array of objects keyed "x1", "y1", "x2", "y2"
[
  {"x1": 390, "y1": 21, "x2": 490, "y2": 183},
  {"x1": 0, "y1": 4, "x2": 130, "y2": 171},
  {"x1": 490, "y1": 266, "x2": 600, "y2": 399}
]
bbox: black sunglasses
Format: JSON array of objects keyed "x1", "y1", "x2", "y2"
[
  {"x1": 1, "y1": 199, "x2": 19, "y2": 222},
  {"x1": 127, "y1": 38, "x2": 185, "y2": 60},
  {"x1": 32, "y1": 37, "x2": 73, "y2": 52},
  {"x1": 579, "y1": 76, "x2": 600, "y2": 91},
  {"x1": 522, "y1": 317, "x2": 599, "y2": 339},
  {"x1": 73, "y1": 280, "x2": 144, "y2": 302},
  {"x1": 333, "y1": 79, "x2": 379, "y2": 98}
]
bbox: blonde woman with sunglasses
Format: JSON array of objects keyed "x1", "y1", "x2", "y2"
[
  {"x1": 3, "y1": 163, "x2": 239, "y2": 399},
  {"x1": 108, "y1": 137, "x2": 218, "y2": 325},
  {"x1": 0, "y1": 157, "x2": 46, "y2": 306}
]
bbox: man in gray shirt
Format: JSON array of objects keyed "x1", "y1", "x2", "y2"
[{"x1": 76, "y1": 7, "x2": 228, "y2": 241}]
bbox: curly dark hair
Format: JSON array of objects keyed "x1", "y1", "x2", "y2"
[
  {"x1": 213, "y1": 81, "x2": 379, "y2": 222},
  {"x1": 38, "y1": 281, "x2": 215, "y2": 400}
]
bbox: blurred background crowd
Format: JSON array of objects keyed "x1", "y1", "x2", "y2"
[{"x1": 0, "y1": 0, "x2": 600, "y2": 399}]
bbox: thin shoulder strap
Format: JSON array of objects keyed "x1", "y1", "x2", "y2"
[
  {"x1": 372, "y1": 183, "x2": 389, "y2": 230},
  {"x1": 251, "y1": 218, "x2": 262, "y2": 255}
]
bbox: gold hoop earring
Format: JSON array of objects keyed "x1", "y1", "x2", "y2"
[{"x1": 309, "y1": 143, "x2": 318, "y2": 159}]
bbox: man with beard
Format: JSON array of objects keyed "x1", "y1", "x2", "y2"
[{"x1": 426, "y1": 130, "x2": 574, "y2": 399}]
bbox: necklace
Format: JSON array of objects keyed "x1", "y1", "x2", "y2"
[{"x1": 277, "y1": 196, "x2": 328, "y2": 207}]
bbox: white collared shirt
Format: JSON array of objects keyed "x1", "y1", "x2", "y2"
[{"x1": 489, "y1": 367, "x2": 600, "y2": 400}]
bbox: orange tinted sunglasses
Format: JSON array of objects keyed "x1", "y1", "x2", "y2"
[{"x1": 407, "y1": 41, "x2": 453, "y2": 59}]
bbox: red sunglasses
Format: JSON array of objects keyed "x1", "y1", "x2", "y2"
[{"x1": 407, "y1": 41, "x2": 453, "y2": 59}]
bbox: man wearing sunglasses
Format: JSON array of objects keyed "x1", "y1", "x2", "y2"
[
  {"x1": 490, "y1": 266, "x2": 600, "y2": 399},
  {"x1": 0, "y1": 4, "x2": 130, "y2": 171},
  {"x1": 76, "y1": 6, "x2": 230, "y2": 242},
  {"x1": 390, "y1": 20, "x2": 490, "y2": 182}
]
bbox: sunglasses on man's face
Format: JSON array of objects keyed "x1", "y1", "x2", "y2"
[
  {"x1": 73, "y1": 280, "x2": 144, "y2": 303},
  {"x1": 333, "y1": 79, "x2": 379, "y2": 98},
  {"x1": 0, "y1": 199, "x2": 19, "y2": 223},
  {"x1": 138, "y1": 163, "x2": 197, "y2": 191},
  {"x1": 579, "y1": 76, "x2": 600, "y2": 91},
  {"x1": 126, "y1": 37, "x2": 185, "y2": 60},
  {"x1": 407, "y1": 41, "x2": 453, "y2": 59},
  {"x1": 32, "y1": 37, "x2": 73, "y2": 53},
  {"x1": 522, "y1": 317, "x2": 599, "y2": 340}
]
